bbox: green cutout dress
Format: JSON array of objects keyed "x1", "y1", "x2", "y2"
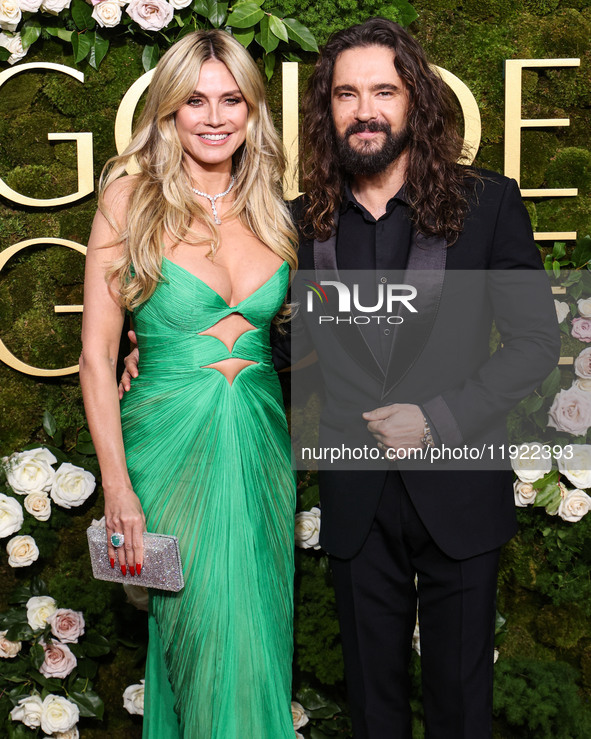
[{"x1": 120, "y1": 258, "x2": 295, "y2": 738}]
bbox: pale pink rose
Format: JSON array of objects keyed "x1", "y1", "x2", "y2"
[
  {"x1": 48, "y1": 609, "x2": 85, "y2": 644},
  {"x1": 571, "y1": 317, "x2": 591, "y2": 342},
  {"x1": 92, "y1": 0, "x2": 122, "y2": 26},
  {"x1": 39, "y1": 640, "x2": 77, "y2": 679},
  {"x1": 24, "y1": 491, "x2": 51, "y2": 522},
  {"x1": 0, "y1": 629, "x2": 22, "y2": 658},
  {"x1": 513, "y1": 480, "x2": 537, "y2": 507},
  {"x1": 574, "y1": 347, "x2": 591, "y2": 379},
  {"x1": 291, "y1": 701, "x2": 309, "y2": 731},
  {"x1": 126, "y1": 0, "x2": 173, "y2": 31},
  {"x1": 558, "y1": 488, "x2": 591, "y2": 522},
  {"x1": 7, "y1": 535, "x2": 39, "y2": 567},
  {"x1": 548, "y1": 387, "x2": 591, "y2": 436}
]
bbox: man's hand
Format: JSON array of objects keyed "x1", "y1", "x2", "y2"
[
  {"x1": 118, "y1": 330, "x2": 139, "y2": 400},
  {"x1": 363, "y1": 403, "x2": 425, "y2": 451}
]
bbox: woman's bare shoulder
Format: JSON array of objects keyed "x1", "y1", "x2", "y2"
[{"x1": 101, "y1": 174, "x2": 140, "y2": 223}]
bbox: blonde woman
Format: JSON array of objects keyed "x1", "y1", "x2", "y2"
[{"x1": 80, "y1": 30, "x2": 297, "y2": 738}]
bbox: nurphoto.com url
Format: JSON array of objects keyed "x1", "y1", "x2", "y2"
[{"x1": 299, "y1": 443, "x2": 575, "y2": 465}]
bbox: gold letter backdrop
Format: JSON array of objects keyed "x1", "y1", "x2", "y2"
[{"x1": 0, "y1": 21, "x2": 589, "y2": 438}]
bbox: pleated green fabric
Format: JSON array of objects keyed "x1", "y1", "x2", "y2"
[{"x1": 120, "y1": 259, "x2": 295, "y2": 739}]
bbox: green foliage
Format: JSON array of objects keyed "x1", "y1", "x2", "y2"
[
  {"x1": 546, "y1": 147, "x2": 591, "y2": 195},
  {"x1": 294, "y1": 551, "x2": 344, "y2": 686},
  {"x1": 493, "y1": 658, "x2": 591, "y2": 737},
  {"x1": 522, "y1": 0, "x2": 560, "y2": 14},
  {"x1": 1, "y1": 1, "x2": 591, "y2": 734},
  {"x1": 0, "y1": 1, "x2": 318, "y2": 77},
  {"x1": 270, "y1": 0, "x2": 418, "y2": 44},
  {"x1": 0, "y1": 579, "x2": 109, "y2": 733}
]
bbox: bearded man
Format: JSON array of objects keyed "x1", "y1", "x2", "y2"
[{"x1": 280, "y1": 17, "x2": 560, "y2": 739}]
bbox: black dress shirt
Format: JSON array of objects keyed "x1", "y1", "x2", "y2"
[{"x1": 337, "y1": 183, "x2": 413, "y2": 366}]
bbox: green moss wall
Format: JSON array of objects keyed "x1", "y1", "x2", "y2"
[{"x1": 1, "y1": 2, "x2": 590, "y2": 736}]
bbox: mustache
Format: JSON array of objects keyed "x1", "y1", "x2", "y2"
[{"x1": 344, "y1": 121, "x2": 392, "y2": 136}]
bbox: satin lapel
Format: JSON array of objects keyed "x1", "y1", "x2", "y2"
[
  {"x1": 313, "y1": 212, "x2": 385, "y2": 382},
  {"x1": 382, "y1": 231, "x2": 447, "y2": 398}
]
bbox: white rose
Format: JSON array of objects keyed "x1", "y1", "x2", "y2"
[
  {"x1": 291, "y1": 701, "x2": 309, "y2": 731},
  {"x1": 494, "y1": 648, "x2": 499, "y2": 663},
  {"x1": 3, "y1": 448, "x2": 57, "y2": 496},
  {"x1": 510, "y1": 443, "x2": 552, "y2": 483},
  {"x1": 168, "y1": 0, "x2": 191, "y2": 8},
  {"x1": 92, "y1": 0, "x2": 122, "y2": 27},
  {"x1": 40, "y1": 0, "x2": 71, "y2": 13},
  {"x1": 513, "y1": 479, "x2": 537, "y2": 507},
  {"x1": 575, "y1": 347, "x2": 591, "y2": 379},
  {"x1": 10, "y1": 694, "x2": 43, "y2": 728},
  {"x1": 7, "y1": 535, "x2": 39, "y2": 567},
  {"x1": 123, "y1": 583, "x2": 149, "y2": 611},
  {"x1": 126, "y1": 0, "x2": 173, "y2": 31},
  {"x1": 18, "y1": 0, "x2": 43, "y2": 9},
  {"x1": 52, "y1": 729, "x2": 80, "y2": 739},
  {"x1": 0, "y1": 31, "x2": 26, "y2": 64},
  {"x1": 123, "y1": 679, "x2": 145, "y2": 715},
  {"x1": 548, "y1": 387, "x2": 591, "y2": 436},
  {"x1": 0, "y1": 0, "x2": 21, "y2": 32},
  {"x1": 50, "y1": 463, "x2": 96, "y2": 509},
  {"x1": 0, "y1": 493, "x2": 24, "y2": 538},
  {"x1": 26, "y1": 595, "x2": 57, "y2": 630},
  {"x1": 24, "y1": 491, "x2": 51, "y2": 522},
  {"x1": 294, "y1": 507, "x2": 321, "y2": 549},
  {"x1": 558, "y1": 488, "x2": 591, "y2": 522},
  {"x1": 40, "y1": 640, "x2": 77, "y2": 679},
  {"x1": 0, "y1": 629, "x2": 22, "y2": 658},
  {"x1": 557, "y1": 444, "x2": 591, "y2": 489},
  {"x1": 573, "y1": 378, "x2": 591, "y2": 393},
  {"x1": 555, "y1": 300, "x2": 570, "y2": 324},
  {"x1": 578, "y1": 298, "x2": 591, "y2": 318},
  {"x1": 48, "y1": 609, "x2": 85, "y2": 643},
  {"x1": 40, "y1": 695, "x2": 79, "y2": 735}
]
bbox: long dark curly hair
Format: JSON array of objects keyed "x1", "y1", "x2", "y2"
[{"x1": 301, "y1": 18, "x2": 476, "y2": 243}]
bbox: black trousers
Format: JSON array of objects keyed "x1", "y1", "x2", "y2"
[{"x1": 329, "y1": 470, "x2": 500, "y2": 739}]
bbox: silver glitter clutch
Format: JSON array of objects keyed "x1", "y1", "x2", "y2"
[{"x1": 87, "y1": 526, "x2": 184, "y2": 592}]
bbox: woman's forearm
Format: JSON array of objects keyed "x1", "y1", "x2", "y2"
[{"x1": 79, "y1": 350, "x2": 133, "y2": 500}]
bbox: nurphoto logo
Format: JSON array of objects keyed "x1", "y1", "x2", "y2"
[{"x1": 306, "y1": 280, "x2": 418, "y2": 325}]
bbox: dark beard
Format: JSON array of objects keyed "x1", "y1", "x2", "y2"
[{"x1": 335, "y1": 120, "x2": 411, "y2": 176}]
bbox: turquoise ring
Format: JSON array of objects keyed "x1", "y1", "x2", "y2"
[{"x1": 110, "y1": 532, "x2": 124, "y2": 548}]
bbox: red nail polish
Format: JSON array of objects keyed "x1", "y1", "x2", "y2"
[
  {"x1": 110, "y1": 558, "x2": 115, "y2": 569},
  {"x1": 136, "y1": 563, "x2": 142, "y2": 576},
  {"x1": 121, "y1": 565, "x2": 126, "y2": 576},
  {"x1": 129, "y1": 565, "x2": 135, "y2": 576}
]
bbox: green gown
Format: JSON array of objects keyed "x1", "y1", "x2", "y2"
[{"x1": 120, "y1": 258, "x2": 295, "y2": 738}]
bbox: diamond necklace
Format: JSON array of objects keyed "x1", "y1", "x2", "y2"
[{"x1": 191, "y1": 175, "x2": 236, "y2": 225}]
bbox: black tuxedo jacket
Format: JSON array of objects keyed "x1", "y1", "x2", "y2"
[{"x1": 274, "y1": 170, "x2": 561, "y2": 561}]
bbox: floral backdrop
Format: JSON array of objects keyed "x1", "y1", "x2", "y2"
[{"x1": 1, "y1": 0, "x2": 591, "y2": 737}]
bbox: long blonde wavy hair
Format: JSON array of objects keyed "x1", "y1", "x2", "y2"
[{"x1": 100, "y1": 29, "x2": 297, "y2": 311}]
